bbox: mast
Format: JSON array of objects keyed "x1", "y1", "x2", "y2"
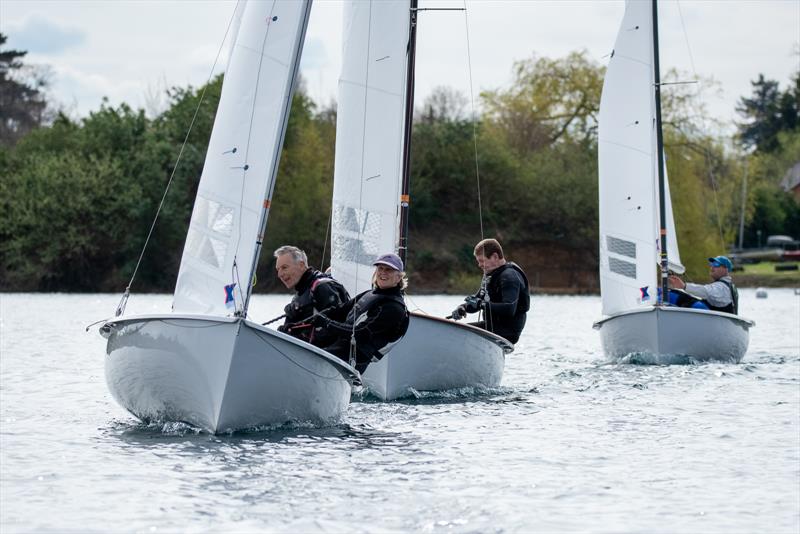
[
  {"x1": 652, "y1": 0, "x2": 669, "y2": 305},
  {"x1": 398, "y1": 0, "x2": 418, "y2": 267}
]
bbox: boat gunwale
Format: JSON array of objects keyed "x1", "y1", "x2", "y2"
[
  {"x1": 592, "y1": 305, "x2": 755, "y2": 330},
  {"x1": 102, "y1": 313, "x2": 360, "y2": 381},
  {"x1": 409, "y1": 311, "x2": 514, "y2": 353}
]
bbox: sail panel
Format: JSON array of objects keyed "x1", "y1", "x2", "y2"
[
  {"x1": 173, "y1": 0, "x2": 311, "y2": 315},
  {"x1": 598, "y1": 0, "x2": 660, "y2": 315},
  {"x1": 331, "y1": 0, "x2": 410, "y2": 296}
]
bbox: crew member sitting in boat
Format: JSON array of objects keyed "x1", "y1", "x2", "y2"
[
  {"x1": 313, "y1": 253, "x2": 410, "y2": 373},
  {"x1": 451, "y1": 238, "x2": 530, "y2": 343},
  {"x1": 667, "y1": 255, "x2": 739, "y2": 314},
  {"x1": 274, "y1": 245, "x2": 350, "y2": 345}
]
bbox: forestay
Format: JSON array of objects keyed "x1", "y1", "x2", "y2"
[
  {"x1": 330, "y1": 0, "x2": 411, "y2": 296},
  {"x1": 173, "y1": 0, "x2": 312, "y2": 315},
  {"x1": 598, "y1": 0, "x2": 683, "y2": 317}
]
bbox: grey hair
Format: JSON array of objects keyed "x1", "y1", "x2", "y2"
[{"x1": 273, "y1": 245, "x2": 307, "y2": 265}]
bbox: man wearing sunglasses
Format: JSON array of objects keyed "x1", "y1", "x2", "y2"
[{"x1": 668, "y1": 256, "x2": 739, "y2": 314}]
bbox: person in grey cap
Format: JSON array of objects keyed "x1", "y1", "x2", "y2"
[
  {"x1": 668, "y1": 255, "x2": 739, "y2": 314},
  {"x1": 313, "y1": 253, "x2": 410, "y2": 373}
]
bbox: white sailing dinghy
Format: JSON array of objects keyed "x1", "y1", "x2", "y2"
[
  {"x1": 593, "y1": 0, "x2": 754, "y2": 363},
  {"x1": 330, "y1": 0, "x2": 513, "y2": 400},
  {"x1": 99, "y1": 0, "x2": 358, "y2": 433}
]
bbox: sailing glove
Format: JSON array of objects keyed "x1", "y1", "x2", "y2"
[
  {"x1": 451, "y1": 305, "x2": 467, "y2": 320},
  {"x1": 463, "y1": 296, "x2": 481, "y2": 313}
]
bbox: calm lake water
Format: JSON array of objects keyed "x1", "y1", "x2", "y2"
[{"x1": 1, "y1": 290, "x2": 798, "y2": 533}]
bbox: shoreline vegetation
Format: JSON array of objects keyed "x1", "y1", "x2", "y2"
[{"x1": 2, "y1": 36, "x2": 799, "y2": 295}]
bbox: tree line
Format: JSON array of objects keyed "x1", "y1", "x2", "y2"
[{"x1": 1, "y1": 34, "x2": 798, "y2": 293}]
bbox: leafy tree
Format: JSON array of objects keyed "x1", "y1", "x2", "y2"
[
  {"x1": 0, "y1": 33, "x2": 50, "y2": 147},
  {"x1": 736, "y1": 72, "x2": 800, "y2": 152},
  {"x1": 740, "y1": 130, "x2": 800, "y2": 246},
  {"x1": 481, "y1": 50, "x2": 604, "y2": 155}
]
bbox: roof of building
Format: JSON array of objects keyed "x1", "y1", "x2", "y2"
[{"x1": 781, "y1": 162, "x2": 800, "y2": 191}]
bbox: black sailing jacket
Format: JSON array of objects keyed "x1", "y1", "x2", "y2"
[
  {"x1": 317, "y1": 285, "x2": 409, "y2": 370},
  {"x1": 282, "y1": 268, "x2": 349, "y2": 343},
  {"x1": 476, "y1": 262, "x2": 530, "y2": 344}
]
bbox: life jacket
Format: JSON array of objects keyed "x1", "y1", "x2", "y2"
[
  {"x1": 486, "y1": 262, "x2": 531, "y2": 313},
  {"x1": 704, "y1": 278, "x2": 738, "y2": 315},
  {"x1": 286, "y1": 269, "x2": 348, "y2": 323},
  {"x1": 346, "y1": 287, "x2": 410, "y2": 359}
]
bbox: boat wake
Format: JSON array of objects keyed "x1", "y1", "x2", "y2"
[
  {"x1": 611, "y1": 352, "x2": 742, "y2": 365},
  {"x1": 353, "y1": 384, "x2": 515, "y2": 403}
]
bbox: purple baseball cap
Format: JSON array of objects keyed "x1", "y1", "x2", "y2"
[{"x1": 373, "y1": 253, "x2": 403, "y2": 272}]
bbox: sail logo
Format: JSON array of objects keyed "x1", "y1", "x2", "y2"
[
  {"x1": 224, "y1": 283, "x2": 237, "y2": 310},
  {"x1": 640, "y1": 286, "x2": 650, "y2": 302}
]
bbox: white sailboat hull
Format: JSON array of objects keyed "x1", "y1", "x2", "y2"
[
  {"x1": 360, "y1": 313, "x2": 513, "y2": 400},
  {"x1": 102, "y1": 314, "x2": 356, "y2": 433},
  {"x1": 593, "y1": 307, "x2": 754, "y2": 364}
]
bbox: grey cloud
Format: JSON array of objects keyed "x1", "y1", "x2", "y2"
[{"x1": 7, "y1": 14, "x2": 86, "y2": 55}]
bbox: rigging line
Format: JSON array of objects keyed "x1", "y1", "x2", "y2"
[
  {"x1": 348, "y1": 0, "x2": 377, "y2": 358},
  {"x1": 677, "y1": 0, "x2": 726, "y2": 250},
  {"x1": 235, "y1": 0, "x2": 279, "y2": 304},
  {"x1": 253, "y1": 330, "x2": 354, "y2": 381},
  {"x1": 114, "y1": 1, "x2": 241, "y2": 317},
  {"x1": 320, "y1": 202, "x2": 333, "y2": 271},
  {"x1": 675, "y1": 1, "x2": 700, "y2": 90},
  {"x1": 462, "y1": 0, "x2": 485, "y2": 240},
  {"x1": 704, "y1": 151, "x2": 728, "y2": 250},
  {"x1": 352, "y1": 0, "x2": 374, "y2": 296}
]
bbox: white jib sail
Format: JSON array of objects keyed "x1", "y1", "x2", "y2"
[
  {"x1": 663, "y1": 166, "x2": 685, "y2": 274},
  {"x1": 173, "y1": 0, "x2": 312, "y2": 316},
  {"x1": 330, "y1": 0, "x2": 411, "y2": 296},
  {"x1": 598, "y1": 0, "x2": 660, "y2": 316}
]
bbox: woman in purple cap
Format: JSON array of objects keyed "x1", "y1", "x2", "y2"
[{"x1": 313, "y1": 253, "x2": 409, "y2": 373}]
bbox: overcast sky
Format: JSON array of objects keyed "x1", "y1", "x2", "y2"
[{"x1": 2, "y1": 0, "x2": 798, "y2": 134}]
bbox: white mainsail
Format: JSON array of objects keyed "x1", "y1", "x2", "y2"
[
  {"x1": 330, "y1": 0, "x2": 410, "y2": 296},
  {"x1": 598, "y1": 0, "x2": 683, "y2": 317},
  {"x1": 173, "y1": 0, "x2": 312, "y2": 315}
]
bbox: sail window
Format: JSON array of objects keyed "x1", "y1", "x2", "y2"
[
  {"x1": 607, "y1": 235, "x2": 636, "y2": 258},
  {"x1": 332, "y1": 235, "x2": 379, "y2": 266},
  {"x1": 194, "y1": 197, "x2": 235, "y2": 237},
  {"x1": 609, "y1": 257, "x2": 637, "y2": 279},
  {"x1": 332, "y1": 204, "x2": 381, "y2": 238},
  {"x1": 331, "y1": 204, "x2": 383, "y2": 266},
  {"x1": 185, "y1": 227, "x2": 228, "y2": 269}
]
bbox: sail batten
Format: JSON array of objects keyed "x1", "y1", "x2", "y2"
[{"x1": 173, "y1": 0, "x2": 312, "y2": 316}]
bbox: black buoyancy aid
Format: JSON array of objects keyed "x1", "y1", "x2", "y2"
[
  {"x1": 705, "y1": 279, "x2": 738, "y2": 315},
  {"x1": 347, "y1": 288, "x2": 409, "y2": 332},
  {"x1": 487, "y1": 262, "x2": 531, "y2": 312},
  {"x1": 287, "y1": 270, "x2": 348, "y2": 323}
]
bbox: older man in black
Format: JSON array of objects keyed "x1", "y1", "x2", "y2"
[
  {"x1": 274, "y1": 245, "x2": 349, "y2": 345},
  {"x1": 451, "y1": 238, "x2": 530, "y2": 343}
]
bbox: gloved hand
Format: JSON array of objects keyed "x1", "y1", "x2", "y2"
[
  {"x1": 451, "y1": 305, "x2": 467, "y2": 320},
  {"x1": 463, "y1": 295, "x2": 481, "y2": 313},
  {"x1": 284, "y1": 301, "x2": 299, "y2": 316},
  {"x1": 277, "y1": 323, "x2": 289, "y2": 333}
]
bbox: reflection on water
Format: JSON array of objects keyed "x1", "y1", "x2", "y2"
[{"x1": 1, "y1": 291, "x2": 798, "y2": 533}]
